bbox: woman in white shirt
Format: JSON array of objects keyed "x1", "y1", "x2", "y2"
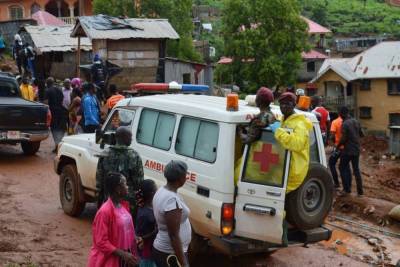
[{"x1": 152, "y1": 160, "x2": 191, "y2": 267}]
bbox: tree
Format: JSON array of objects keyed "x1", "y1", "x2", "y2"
[
  {"x1": 95, "y1": 0, "x2": 201, "y2": 61},
  {"x1": 222, "y1": 0, "x2": 309, "y2": 92},
  {"x1": 141, "y1": 0, "x2": 201, "y2": 61},
  {"x1": 93, "y1": 0, "x2": 136, "y2": 17}
]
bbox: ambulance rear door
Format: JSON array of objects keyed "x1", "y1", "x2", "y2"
[{"x1": 234, "y1": 129, "x2": 290, "y2": 244}]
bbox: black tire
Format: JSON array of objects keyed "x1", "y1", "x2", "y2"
[
  {"x1": 285, "y1": 163, "x2": 334, "y2": 230},
  {"x1": 21, "y1": 141, "x2": 40, "y2": 155},
  {"x1": 59, "y1": 164, "x2": 85, "y2": 217}
]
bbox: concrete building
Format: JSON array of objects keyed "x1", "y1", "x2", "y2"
[
  {"x1": 311, "y1": 42, "x2": 400, "y2": 134},
  {"x1": 0, "y1": 0, "x2": 92, "y2": 22},
  {"x1": 71, "y1": 15, "x2": 179, "y2": 89}
]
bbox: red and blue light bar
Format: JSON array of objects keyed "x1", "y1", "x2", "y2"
[{"x1": 133, "y1": 82, "x2": 209, "y2": 92}]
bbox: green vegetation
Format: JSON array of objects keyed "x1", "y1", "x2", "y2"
[
  {"x1": 93, "y1": 0, "x2": 201, "y2": 62},
  {"x1": 300, "y1": 0, "x2": 400, "y2": 36},
  {"x1": 221, "y1": 0, "x2": 309, "y2": 92}
]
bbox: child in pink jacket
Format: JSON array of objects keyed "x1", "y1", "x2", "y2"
[{"x1": 88, "y1": 172, "x2": 139, "y2": 267}]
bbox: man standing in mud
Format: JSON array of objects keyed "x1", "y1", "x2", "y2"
[
  {"x1": 337, "y1": 106, "x2": 364, "y2": 197},
  {"x1": 96, "y1": 127, "x2": 144, "y2": 215}
]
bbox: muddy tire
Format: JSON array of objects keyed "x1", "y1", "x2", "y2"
[
  {"x1": 59, "y1": 164, "x2": 85, "y2": 217},
  {"x1": 285, "y1": 163, "x2": 333, "y2": 230},
  {"x1": 21, "y1": 141, "x2": 40, "y2": 155}
]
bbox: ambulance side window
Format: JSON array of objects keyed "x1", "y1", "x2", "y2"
[
  {"x1": 137, "y1": 109, "x2": 176, "y2": 151},
  {"x1": 242, "y1": 130, "x2": 287, "y2": 187},
  {"x1": 176, "y1": 117, "x2": 219, "y2": 163},
  {"x1": 104, "y1": 109, "x2": 135, "y2": 132}
]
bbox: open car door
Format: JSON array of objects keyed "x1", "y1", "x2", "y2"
[{"x1": 234, "y1": 128, "x2": 290, "y2": 244}]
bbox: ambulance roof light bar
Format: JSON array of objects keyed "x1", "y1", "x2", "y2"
[{"x1": 133, "y1": 82, "x2": 209, "y2": 93}]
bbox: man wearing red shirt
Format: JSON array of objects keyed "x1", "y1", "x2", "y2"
[{"x1": 311, "y1": 96, "x2": 330, "y2": 145}]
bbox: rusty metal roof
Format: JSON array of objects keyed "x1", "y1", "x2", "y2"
[
  {"x1": 71, "y1": 15, "x2": 179, "y2": 40},
  {"x1": 21, "y1": 25, "x2": 92, "y2": 54},
  {"x1": 313, "y1": 42, "x2": 400, "y2": 82}
]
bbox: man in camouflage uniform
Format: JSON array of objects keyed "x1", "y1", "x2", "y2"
[
  {"x1": 238, "y1": 87, "x2": 275, "y2": 144},
  {"x1": 96, "y1": 126, "x2": 144, "y2": 215}
]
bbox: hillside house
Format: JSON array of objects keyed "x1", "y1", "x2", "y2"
[
  {"x1": 333, "y1": 36, "x2": 387, "y2": 58},
  {"x1": 296, "y1": 17, "x2": 331, "y2": 91},
  {"x1": 71, "y1": 15, "x2": 179, "y2": 89},
  {"x1": 0, "y1": 0, "x2": 92, "y2": 22},
  {"x1": 19, "y1": 24, "x2": 92, "y2": 79},
  {"x1": 311, "y1": 42, "x2": 400, "y2": 134}
]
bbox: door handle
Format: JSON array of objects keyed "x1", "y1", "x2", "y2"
[
  {"x1": 243, "y1": 204, "x2": 276, "y2": 216},
  {"x1": 266, "y1": 191, "x2": 281, "y2": 197}
]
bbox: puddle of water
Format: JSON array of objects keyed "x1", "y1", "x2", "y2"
[
  {"x1": 321, "y1": 221, "x2": 400, "y2": 265},
  {"x1": 321, "y1": 229, "x2": 352, "y2": 255}
]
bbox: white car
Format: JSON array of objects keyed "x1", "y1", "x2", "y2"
[{"x1": 54, "y1": 94, "x2": 333, "y2": 255}]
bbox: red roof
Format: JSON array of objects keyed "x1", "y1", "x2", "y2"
[
  {"x1": 302, "y1": 50, "x2": 328, "y2": 59},
  {"x1": 32, "y1": 11, "x2": 65, "y2": 26},
  {"x1": 302, "y1": 16, "x2": 331, "y2": 34},
  {"x1": 217, "y1": 57, "x2": 233, "y2": 64}
]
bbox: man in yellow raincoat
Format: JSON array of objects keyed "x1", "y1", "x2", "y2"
[{"x1": 270, "y1": 92, "x2": 312, "y2": 193}]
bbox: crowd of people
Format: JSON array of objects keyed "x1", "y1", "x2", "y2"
[
  {"x1": 90, "y1": 125, "x2": 191, "y2": 267},
  {"x1": 87, "y1": 88, "x2": 316, "y2": 267},
  {"x1": 14, "y1": 68, "x2": 364, "y2": 265},
  {"x1": 17, "y1": 73, "x2": 124, "y2": 153},
  {"x1": 292, "y1": 88, "x2": 364, "y2": 196}
]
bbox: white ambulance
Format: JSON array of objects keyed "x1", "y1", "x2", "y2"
[{"x1": 54, "y1": 93, "x2": 333, "y2": 255}]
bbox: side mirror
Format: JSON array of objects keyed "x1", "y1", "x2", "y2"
[{"x1": 95, "y1": 129, "x2": 103, "y2": 144}]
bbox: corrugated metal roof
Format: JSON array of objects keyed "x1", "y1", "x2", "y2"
[
  {"x1": 71, "y1": 15, "x2": 179, "y2": 40},
  {"x1": 302, "y1": 16, "x2": 331, "y2": 34},
  {"x1": 348, "y1": 41, "x2": 400, "y2": 79},
  {"x1": 302, "y1": 49, "x2": 329, "y2": 59},
  {"x1": 313, "y1": 42, "x2": 400, "y2": 82},
  {"x1": 22, "y1": 25, "x2": 92, "y2": 54},
  {"x1": 31, "y1": 10, "x2": 65, "y2": 26}
]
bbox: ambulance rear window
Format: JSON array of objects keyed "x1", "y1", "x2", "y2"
[
  {"x1": 175, "y1": 117, "x2": 219, "y2": 163},
  {"x1": 242, "y1": 131, "x2": 287, "y2": 187}
]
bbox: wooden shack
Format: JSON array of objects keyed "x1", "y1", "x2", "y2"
[
  {"x1": 71, "y1": 15, "x2": 179, "y2": 89},
  {"x1": 19, "y1": 25, "x2": 92, "y2": 79}
]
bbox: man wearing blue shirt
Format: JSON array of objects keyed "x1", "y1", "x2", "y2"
[{"x1": 82, "y1": 83, "x2": 101, "y2": 133}]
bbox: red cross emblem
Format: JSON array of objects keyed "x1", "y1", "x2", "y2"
[{"x1": 253, "y1": 143, "x2": 279, "y2": 172}]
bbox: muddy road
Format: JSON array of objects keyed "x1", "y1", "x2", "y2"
[{"x1": 0, "y1": 139, "x2": 388, "y2": 266}]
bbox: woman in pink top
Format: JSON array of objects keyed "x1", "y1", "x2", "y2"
[{"x1": 88, "y1": 172, "x2": 140, "y2": 267}]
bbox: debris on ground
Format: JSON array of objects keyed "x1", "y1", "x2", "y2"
[{"x1": 388, "y1": 205, "x2": 400, "y2": 222}]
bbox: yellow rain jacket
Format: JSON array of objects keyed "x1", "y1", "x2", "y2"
[
  {"x1": 274, "y1": 113, "x2": 312, "y2": 193},
  {"x1": 20, "y1": 84, "x2": 35, "y2": 101}
]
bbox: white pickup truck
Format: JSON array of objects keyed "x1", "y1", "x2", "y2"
[{"x1": 54, "y1": 94, "x2": 333, "y2": 255}]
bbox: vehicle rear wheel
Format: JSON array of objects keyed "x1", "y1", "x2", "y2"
[
  {"x1": 285, "y1": 163, "x2": 333, "y2": 230},
  {"x1": 59, "y1": 164, "x2": 85, "y2": 217},
  {"x1": 21, "y1": 141, "x2": 40, "y2": 155}
]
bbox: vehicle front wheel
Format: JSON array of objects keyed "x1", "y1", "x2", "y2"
[
  {"x1": 285, "y1": 163, "x2": 334, "y2": 230},
  {"x1": 59, "y1": 164, "x2": 85, "y2": 217},
  {"x1": 21, "y1": 141, "x2": 40, "y2": 155}
]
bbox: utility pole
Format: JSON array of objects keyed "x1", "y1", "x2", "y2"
[{"x1": 79, "y1": 0, "x2": 84, "y2": 16}]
